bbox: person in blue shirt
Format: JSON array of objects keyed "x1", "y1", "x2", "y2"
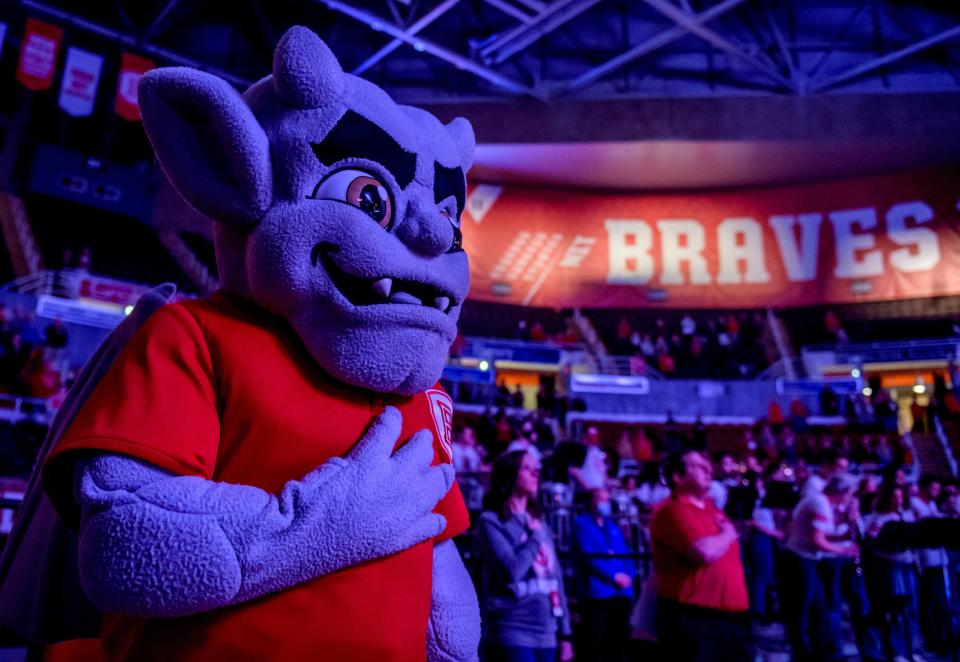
[{"x1": 573, "y1": 487, "x2": 637, "y2": 662}]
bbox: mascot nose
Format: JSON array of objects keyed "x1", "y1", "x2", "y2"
[{"x1": 395, "y1": 196, "x2": 455, "y2": 257}]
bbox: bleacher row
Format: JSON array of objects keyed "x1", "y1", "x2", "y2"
[{"x1": 453, "y1": 404, "x2": 909, "y2": 473}]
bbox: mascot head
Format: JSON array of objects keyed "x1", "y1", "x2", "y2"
[{"x1": 139, "y1": 26, "x2": 474, "y2": 396}]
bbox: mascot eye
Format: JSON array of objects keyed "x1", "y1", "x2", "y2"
[
  {"x1": 439, "y1": 203, "x2": 463, "y2": 253},
  {"x1": 312, "y1": 169, "x2": 394, "y2": 229},
  {"x1": 449, "y1": 226, "x2": 463, "y2": 253}
]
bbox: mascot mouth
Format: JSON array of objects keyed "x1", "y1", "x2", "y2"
[{"x1": 311, "y1": 242, "x2": 456, "y2": 313}]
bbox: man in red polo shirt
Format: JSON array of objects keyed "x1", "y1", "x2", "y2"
[{"x1": 650, "y1": 448, "x2": 751, "y2": 661}]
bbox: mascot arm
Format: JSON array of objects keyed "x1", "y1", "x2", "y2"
[
  {"x1": 74, "y1": 407, "x2": 452, "y2": 618},
  {"x1": 426, "y1": 540, "x2": 480, "y2": 662}
]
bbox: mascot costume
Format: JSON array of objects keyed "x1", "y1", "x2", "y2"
[{"x1": 0, "y1": 25, "x2": 480, "y2": 661}]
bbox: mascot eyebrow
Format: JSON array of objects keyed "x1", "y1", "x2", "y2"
[
  {"x1": 311, "y1": 111, "x2": 417, "y2": 188},
  {"x1": 433, "y1": 162, "x2": 466, "y2": 216}
]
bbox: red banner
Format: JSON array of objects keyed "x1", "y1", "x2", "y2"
[
  {"x1": 462, "y1": 166, "x2": 960, "y2": 309},
  {"x1": 114, "y1": 53, "x2": 155, "y2": 121},
  {"x1": 16, "y1": 18, "x2": 63, "y2": 91},
  {"x1": 77, "y1": 274, "x2": 189, "y2": 307},
  {"x1": 58, "y1": 47, "x2": 103, "y2": 117}
]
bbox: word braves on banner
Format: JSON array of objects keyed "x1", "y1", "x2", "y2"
[
  {"x1": 464, "y1": 166, "x2": 960, "y2": 309},
  {"x1": 603, "y1": 205, "x2": 939, "y2": 286},
  {"x1": 58, "y1": 47, "x2": 103, "y2": 117},
  {"x1": 115, "y1": 53, "x2": 155, "y2": 121},
  {"x1": 16, "y1": 18, "x2": 63, "y2": 91}
]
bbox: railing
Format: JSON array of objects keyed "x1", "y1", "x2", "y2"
[
  {"x1": 756, "y1": 356, "x2": 806, "y2": 381},
  {"x1": 594, "y1": 354, "x2": 665, "y2": 380},
  {"x1": 766, "y1": 306, "x2": 796, "y2": 379},
  {"x1": 157, "y1": 229, "x2": 219, "y2": 296},
  {"x1": 460, "y1": 335, "x2": 585, "y2": 354},
  {"x1": 933, "y1": 415, "x2": 960, "y2": 477},
  {"x1": 2, "y1": 268, "x2": 144, "y2": 301},
  {"x1": 0, "y1": 477, "x2": 27, "y2": 535},
  {"x1": 0, "y1": 269, "x2": 58, "y2": 295},
  {"x1": 804, "y1": 337, "x2": 960, "y2": 365},
  {"x1": 901, "y1": 432, "x2": 921, "y2": 483},
  {"x1": 0, "y1": 393, "x2": 54, "y2": 423},
  {"x1": 571, "y1": 308, "x2": 610, "y2": 372}
]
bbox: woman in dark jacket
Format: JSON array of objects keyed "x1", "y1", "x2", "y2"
[{"x1": 476, "y1": 450, "x2": 574, "y2": 662}]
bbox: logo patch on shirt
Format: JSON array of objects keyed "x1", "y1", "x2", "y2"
[{"x1": 426, "y1": 388, "x2": 454, "y2": 462}]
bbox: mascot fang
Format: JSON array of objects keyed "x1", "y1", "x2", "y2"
[{"x1": 37, "y1": 25, "x2": 480, "y2": 661}]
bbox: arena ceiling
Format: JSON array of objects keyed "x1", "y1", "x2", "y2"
[{"x1": 6, "y1": 0, "x2": 960, "y2": 188}]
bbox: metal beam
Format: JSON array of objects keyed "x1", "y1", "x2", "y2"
[
  {"x1": 487, "y1": 0, "x2": 607, "y2": 65},
  {"x1": 482, "y1": 0, "x2": 536, "y2": 25},
  {"x1": 141, "y1": 0, "x2": 182, "y2": 44},
  {"x1": 869, "y1": 0, "x2": 891, "y2": 90},
  {"x1": 512, "y1": 0, "x2": 545, "y2": 13},
  {"x1": 560, "y1": 0, "x2": 749, "y2": 96},
  {"x1": 761, "y1": 2, "x2": 802, "y2": 91},
  {"x1": 886, "y1": 2, "x2": 960, "y2": 86},
  {"x1": 804, "y1": 1, "x2": 868, "y2": 81},
  {"x1": 479, "y1": 0, "x2": 585, "y2": 59},
  {"x1": 385, "y1": 0, "x2": 405, "y2": 24},
  {"x1": 809, "y1": 23, "x2": 960, "y2": 93},
  {"x1": 315, "y1": 0, "x2": 543, "y2": 97},
  {"x1": 640, "y1": 0, "x2": 795, "y2": 92},
  {"x1": 112, "y1": 0, "x2": 134, "y2": 33},
  {"x1": 20, "y1": 0, "x2": 256, "y2": 88},
  {"x1": 353, "y1": 0, "x2": 461, "y2": 75}
]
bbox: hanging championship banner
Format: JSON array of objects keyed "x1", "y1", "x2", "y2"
[
  {"x1": 16, "y1": 18, "x2": 63, "y2": 91},
  {"x1": 58, "y1": 47, "x2": 103, "y2": 117},
  {"x1": 114, "y1": 53, "x2": 155, "y2": 121},
  {"x1": 462, "y1": 165, "x2": 960, "y2": 309}
]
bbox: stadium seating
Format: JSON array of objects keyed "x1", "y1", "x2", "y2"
[
  {"x1": 458, "y1": 299, "x2": 571, "y2": 341},
  {"x1": 783, "y1": 300, "x2": 960, "y2": 349},
  {"x1": 583, "y1": 307, "x2": 772, "y2": 378}
]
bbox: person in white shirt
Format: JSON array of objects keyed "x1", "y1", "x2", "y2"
[
  {"x1": 452, "y1": 425, "x2": 485, "y2": 474},
  {"x1": 783, "y1": 475, "x2": 858, "y2": 661},
  {"x1": 506, "y1": 420, "x2": 543, "y2": 463},
  {"x1": 800, "y1": 448, "x2": 849, "y2": 499},
  {"x1": 708, "y1": 454, "x2": 739, "y2": 511},
  {"x1": 800, "y1": 449, "x2": 868, "y2": 655},
  {"x1": 631, "y1": 462, "x2": 670, "y2": 510},
  {"x1": 570, "y1": 427, "x2": 607, "y2": 492},
  {"x1": 636, "y1": 480, "x2": 671, "y2": 510},
  {"x1": 452, "y1": 424, "x2": 487, "y2": 511}
]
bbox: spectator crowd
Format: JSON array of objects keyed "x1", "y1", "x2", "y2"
[
  {"x1": 0, "y1": 303, "x2": 71, "y2": 400},
  {"x1": 606, "y1": 311, "x2": 772, "y2": 379},
  {"x1": 452, "y1": 402, "x2": 960, "y2": 661}
]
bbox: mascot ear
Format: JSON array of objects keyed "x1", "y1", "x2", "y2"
[
  {"x1": 446, "y1": 117, "x2": 476, "y2": 169},
  {"x1": 272, "y1": 26, "x2": 344, "y2": 110},
  {"x1": 139, "y1": 68, "x2": 272, "y2": 228}
]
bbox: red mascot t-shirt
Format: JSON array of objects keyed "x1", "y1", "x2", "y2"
[{"x1": 44, "y1": 291, "x2": 469, "y2": 661}]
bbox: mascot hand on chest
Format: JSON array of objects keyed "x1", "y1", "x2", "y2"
[{"x1": 39, "y1": 25, "x2": 479, "y2": 662}]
